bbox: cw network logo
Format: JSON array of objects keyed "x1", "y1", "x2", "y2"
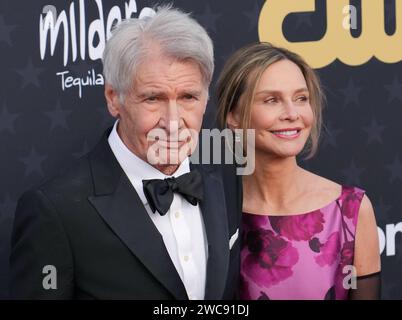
[
  {"x1": 259, "y1": 0, "x2": 402, "y2": 68},
  {"x1": 378, "y1": 222, "x2": 402, "y2": 256}
]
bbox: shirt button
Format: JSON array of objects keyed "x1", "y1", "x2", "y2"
[
  {"x1": 183, "y1": 255, "x2": 189, "y2": 262},
  {"x1": 175, "y1": 211, "x2": 180, "y2": 218}
]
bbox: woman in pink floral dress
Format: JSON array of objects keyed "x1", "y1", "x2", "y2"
[{"x1": 217, "y1": 43, "x2": 381, "y2": 300}]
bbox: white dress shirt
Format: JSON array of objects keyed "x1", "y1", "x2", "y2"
[{"x1": 108, "y1": 120, "x2": 208, "y2": 300}]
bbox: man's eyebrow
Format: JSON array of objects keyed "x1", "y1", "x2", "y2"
[
  {"x1": 135, "y1": 88, "x2": 205, "y2": 99},
  {"x1": 136, "y1": 90, "x2": 164, "y2": 98},
  {"x1": 181, "y1": 89, "x2": 203, "y2": 96}
]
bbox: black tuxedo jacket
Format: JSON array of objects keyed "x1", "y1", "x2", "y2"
[{"x1": 10, "y1": 128, "x2": 242, "y2": 299}]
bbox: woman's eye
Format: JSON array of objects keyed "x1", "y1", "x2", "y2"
[
  {"x1": 296, "y1": 95, "x2": 309, "y2": 102},
  {"x1": 264, "y1": 98, "x2": 277, "y2": 104}
]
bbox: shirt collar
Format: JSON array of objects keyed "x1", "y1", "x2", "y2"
[{"x1": 108, "y1": 120, "x2": 191, "y2": 205}]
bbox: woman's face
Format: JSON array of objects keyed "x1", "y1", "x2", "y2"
[{"x1": 244, "y1": 59, "x2": 314, "y2": 159}]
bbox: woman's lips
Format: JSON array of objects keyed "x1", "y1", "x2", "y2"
[{"x1": 270, "y1": 129, "x2": 302, "y2": 139}]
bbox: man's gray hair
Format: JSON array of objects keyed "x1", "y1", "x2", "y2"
[{"x1": 102, "y1": 5, "x2": 214, "y2": 102}]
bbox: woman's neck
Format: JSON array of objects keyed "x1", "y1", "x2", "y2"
[{"x1": 243, "y1": 152, "x2": 307, "y2": 210}]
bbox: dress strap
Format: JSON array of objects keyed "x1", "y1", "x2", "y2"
[{"x1": 337, "y1": 185, "x2": 366, "y2": 236}]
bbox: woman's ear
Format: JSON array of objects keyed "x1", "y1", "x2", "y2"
[
  {"x1": 104, "y1": 84, "x2": 121, "y2": 118},
  {"x1": 227, "y1": 110, "x2": 240, "y2": 130}
]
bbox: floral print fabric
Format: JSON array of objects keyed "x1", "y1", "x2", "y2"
[{"x1": 240, "y1": 186, "x2": 365, "y2": 300}]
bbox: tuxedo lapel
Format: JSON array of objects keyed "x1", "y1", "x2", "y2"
[
  {"x1": 87, "y1": 130, "x2": 188, "y2": 299},
  {"x1": 192, "y1": 164, "x2": 230, "y2": 300}
]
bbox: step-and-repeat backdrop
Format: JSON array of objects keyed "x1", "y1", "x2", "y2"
[{"x1": 0, "y1": 0, "x2": 401, "y2": 299}]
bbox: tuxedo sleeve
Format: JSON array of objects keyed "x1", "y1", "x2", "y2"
[{"x1": 10, "y1": 189, "x2": 74, "y2": 299}]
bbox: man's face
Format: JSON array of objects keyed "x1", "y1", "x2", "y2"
[{"x1": 106, "y1": 52, "x2": 208, "y2": 171}]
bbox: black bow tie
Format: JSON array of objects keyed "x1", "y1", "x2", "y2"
[{"x1": 142, "y1": 170, "x2": 204, "y2": 216}]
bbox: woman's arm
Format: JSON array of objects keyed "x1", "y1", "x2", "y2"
[{"x1": 349, "y1": 194, "x2": 381, "y2": 299}]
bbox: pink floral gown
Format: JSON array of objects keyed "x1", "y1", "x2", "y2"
[{"x1": 239, "y1": 186, "x2": 365, "y2": 300}]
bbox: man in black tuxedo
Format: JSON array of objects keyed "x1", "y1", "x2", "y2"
[{"x1": 10, "y1": 6, "x2": 241, "y2": 299}]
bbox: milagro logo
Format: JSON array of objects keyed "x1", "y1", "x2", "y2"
[{"x1": 39, "y1": 0, "x2": 155, "y2": 98}]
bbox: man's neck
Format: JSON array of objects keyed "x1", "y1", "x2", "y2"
[{"x1": 154, "y1": 164, "x2": 181, "y2": 176}]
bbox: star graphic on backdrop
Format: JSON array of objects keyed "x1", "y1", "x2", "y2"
[
  {"x1": 386, "y1": 156, "x2": 402, "y2": 183},
  {"x1": 243, "y1": 3, "x2": 261, "y2": 32},
  {"x1": 339, "y1": 78, "x2": 362, "y2": 107},
  {"x1": 295, "y1": 13, "x2": 313, "y2": 28},
  {"x1": 73, "y1": 140, "x2": 91, "y2": 159},
  {"x1": 44, "y1": 101, "x2": 72, "y2": 130},
  {"x1": 0, "y1": 194, "x2": 16, "y2": 222},
  {"x1": 362, "y1": 118, "x2": 386, "y2": 145},
  {"x1": 322, "y1": 122, "x2": 343, "y2": 148},
  {"x1": 384, "y1": 76, "x2": 402, "y2": 103},
  {"x1": 0, "y1": 15, "x2": 17, "y2": 46},
  {"x1": 340, "y1": 159, "x2": 365, "y2": 185},
  {"x1": 373, "y1": 197, "x2": 392, "y2": 222},
  {"x1": 196, "y1": 4, "x2": 221, "y2": 33},
  {"x1": 16, "y1": 59, "x2": 44, "y2": 89},
  {"x1": 19, "y1": 147, "x2": 47, "y2": 177},
  {"x1": 0, "y1": 103, "x2": 20, "y2": 134}
]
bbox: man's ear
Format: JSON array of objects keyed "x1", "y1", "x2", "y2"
[
  {"x1": 104, "y1": 84, "x2": 122, "y2": 118},
  {"x1": 227, "y1": 110, "x2": 240, "y2": 130}
]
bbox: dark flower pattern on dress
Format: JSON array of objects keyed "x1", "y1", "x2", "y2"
[
  {"x1": 340, "y1": 240, "x2": 355, "y2": 267},
  {"x1": 324, "y1": 286, "x2": 336, "y2": 300},
  {"x1": 242, "y1": 228, "x2": 299, "y2": 287},
  {"x1": 335, "y1": 240, "x2": 356, "y2": 298},
  {"x1": 315, "y1": 232, "x2": 340, "y2": 267},
  {"x1": 239, "y1": 186, "x2": 365, "y2": 300},
  {"x1": 309, "y1": 237, "x2": 322, "y2": 253},
  {"x1": 269, "y1": 211, "x2": 325, "y2": 241},
  {"x1": 341, "y1": 188, "x2": 364, "y2": 224},
  {"x1": 257, "y1": 292, "x2": 270, "y2": 300},
  {"x1": 238, "y1": 274, "x2": 251, "y2": 300}
]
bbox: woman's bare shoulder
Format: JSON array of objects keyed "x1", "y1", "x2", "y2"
[{"x1": 301, "y1": 169, "x2": 342, "y2": 199}]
